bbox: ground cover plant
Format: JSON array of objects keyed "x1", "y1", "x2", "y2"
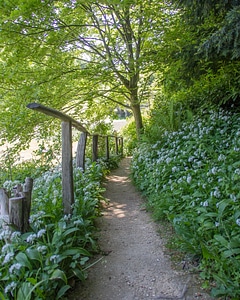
[
  {"x1": 131, "y1": 109, "x2": 240, "y2": 299},
  {"x1": 0, "y1": 158, "x2": 110, "y2": 300}
]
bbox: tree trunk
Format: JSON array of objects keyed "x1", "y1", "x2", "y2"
[{"x1": 132, "y1": 103, "x2": 144, "y2": 139}]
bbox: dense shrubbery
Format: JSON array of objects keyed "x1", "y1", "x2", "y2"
[
  {"x1": 0, "y1": 159, "x2": 109, "y2": 299},
  {"x1": 131, "y1": 109, "x2": 240, "y2": 298}
]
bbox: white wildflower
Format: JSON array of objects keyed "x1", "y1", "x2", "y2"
[
  {"x1": 37, "y1": 245, "x2": 47, "y2": 254},
  {"x1": 3, "y1": 252, "x2": 14, "y2": 264},
  {"x1": 186, "y1": 175, "x2": 192, "y2": 184},
  {"x1": 50, "y1": 254, "x2": 61, "y2": 264},
  {"x1": 4, "y1": 282, "x2": 17, "y2": 294},
  {"x1": 9, "y1": 263, "x2": 22, "y2": 274},
  {"x1": 37, "y1": 229, "x2": 46, "y2": 238},
  {"x1": 26, "y1": 233, "x2": 37, "y2": 244}
]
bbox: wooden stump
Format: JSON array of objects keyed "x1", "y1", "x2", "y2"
[
  {"x1": 1, "y1": 177, "x2": 33, "y2": 233},
  {"x1": 9, "y1": 197, "x2": 24, "y2": 231}
]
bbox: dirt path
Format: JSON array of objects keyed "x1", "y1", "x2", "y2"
[{"x1": 68, "y1": 157, "x2": 213, "y2": 300}]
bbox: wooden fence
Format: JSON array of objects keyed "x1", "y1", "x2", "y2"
[{"x1": 0, "y1": 103, "x2": 123, "y2": 232}]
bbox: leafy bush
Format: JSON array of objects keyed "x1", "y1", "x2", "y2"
[
  {"x1": 120, "y1": 116, "x2": 138, "y2": 156},
  {"x1": 131, "y1": 109, "x2": 240, "y2": 298},
  {"x1": 0, "y1": 159, "x2": 108, "y2": 299}
]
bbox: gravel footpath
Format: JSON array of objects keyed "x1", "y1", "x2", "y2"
[{"x1": 68, "y1": 157, "x2": 213, "y2": 300}]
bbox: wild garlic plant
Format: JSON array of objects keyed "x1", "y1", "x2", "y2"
[
  {"x1": 0, "y1": 159, "x2": 108, "y2": 299},
  {"x1": 132, "y1": 109, "x2": 240, "y2": 298}
]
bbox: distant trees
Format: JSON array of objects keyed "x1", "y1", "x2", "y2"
[{"x1": 161, "y1": 0, "x2": 240, "y2": 109}]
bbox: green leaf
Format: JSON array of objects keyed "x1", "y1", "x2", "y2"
[
  {"x1": 218, "y1": 200, "x2": 230, "y2": 217},
  {"x1": 214, "y1": 234, "x2": 229, "y2": 248},
  {"x1": 56, "y1": 285, "x2": 71, "y2": 299},
  {"x1": 26, "y1": 248, "x2": 42, "y2": 262},
  {"x1": 200, "y1": 242, "x2": 215, "y2": 260},
  {"x1": 26, "y1": 278, "x2": 37, "y2": 285},
  {"x1": 62, "y1": 247, "x2": 90, "y2": 257},
  {"x1": 16, "y1": 252, "x2": 32, "y2": 270},
  {"x1": 0, "y1": 291, "x2": 6, "y2": 300},
  {"x1": 62, "y1": 227, "x2": 80, "y2": 238},
  {"x1": 223, "y1": 248, "x2": 240, "y2": 258},
  {"x1": 50, "y1": 269, "x2": 67, "y2": 283},
  {"x1": 17, "y1": 282, "x2": 32, "y2": 300},
  {"x1": 72, "y1": 268, "x2": 86, "y2": 281}
]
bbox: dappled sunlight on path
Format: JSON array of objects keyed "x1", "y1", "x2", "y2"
[{"x1": 68, "y1": 157, "x2": 213, "y2": 300}]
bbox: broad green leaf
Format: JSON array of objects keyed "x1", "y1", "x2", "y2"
[
  {"x1": 15, "y1": 252, "x2": 32, "y2": 270},
  {"x1": 62, "y1": 247, "x2": 90, "y2": 257},
  {"x1": 17, "y1": 282, "x2": 32, "y2": 300},
  {"x1": 72, "y1": 268, "x2": 86, "y2": 281},
  {"x1": 223, "y1": 248, "x2": 240, "y2": 258},
  {"x1": 26, "y1": 248, "x2": 42, "y2": 262},
  {"x1": 214, "y1": 235, "x2": 229, "y2": 248},
  {"x1": 62, "y1": 227, "x2": 80, "y2": 238},
  {"x1": 56, "y1": 285, "x2": 71, "y2": 299},
  {"x1": 50, "y1": 269, "x2": 67, "y2": 283},
  {"x1": 218, "y1": 200, "x2": 230, "y2": 218}
]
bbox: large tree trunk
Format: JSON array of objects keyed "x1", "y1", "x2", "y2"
[
  {"x1": 132, "y1": 103, "x2": 143, "y2": 139},
  {"x1": 130, "y1": 84, "x2": 144, "y2": 139}
]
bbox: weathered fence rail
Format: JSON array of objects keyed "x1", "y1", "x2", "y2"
[
  {"x1": 0, "y1": 103, "x2": 123, "y2": 230},
  {"x1": 27, "y1": 103, "x2": 123, "y2": 215}
]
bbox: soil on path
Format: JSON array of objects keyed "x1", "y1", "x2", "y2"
[{"x1": 68, "y1": 157, "x2": 213, "y2": 300}]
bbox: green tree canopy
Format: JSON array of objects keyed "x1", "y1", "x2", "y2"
[{"x1": 0, "y1": 0, "x2": 174, "y2": 151}]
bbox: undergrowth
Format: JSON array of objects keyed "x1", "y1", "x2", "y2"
[
  {"x1": 0, "y1": 156, "x2": 118, "y2": 299},
  {"x1": 131, "y1": 109, "x2": 240, "y2": 299}
]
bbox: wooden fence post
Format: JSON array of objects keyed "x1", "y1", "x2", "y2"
[
  {"x1": 115, "y1": 136, "x2": 119, "y2": 155},
  {"x1": 6, "y1": 177, "x2": 34, "y2": 233},
  {"x1": 76, "y1": 132, "x2": 88, "y2": 170},
  {"x1": 105, "y1": 136, "x2": 110, "y2": 160},
  {"x1": 119, "y1": 137, "x2": 123, "y2": 156},
  {"x1": 62, "y1": 121, "x2": 74, "y2": 215},
  {"x1": 9, "y1": 197, "x2": 24, "y2": 231},
  {"x1": 27, "y1": 103, "x2": 89, "y2": 215},
  {"x1": 0, "y1": 188, "x2": 9, "y2": 216},
  {"x1": 22, "y1": 177, "x2": 33, "y2": 232},
  {"x1": 92, "y1": 134, "x2": 98, "y2": 162}
]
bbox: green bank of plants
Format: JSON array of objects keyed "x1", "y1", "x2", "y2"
[
  {"x1": 0, "y1": 158, "x2": 111, "y2": 300},
  {"x1": 131, "y1": 109, "x2": 240, "y2": 299}
]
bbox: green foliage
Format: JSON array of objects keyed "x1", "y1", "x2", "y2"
[
  {"x1": 120, "y1": 117, "x2": 138, "y2": 156},
  {"x1": 0, "y1": 159, "x2": 109, "y2": 299},
  {"x1": 131, "y1": 109, "x2": 240, "y2": 298},
  {"x1": 143, "y1": 97, "x2": 193, "y2": 143},
  {"x1": 0, "y1": 141, "x2": 61, "y2": 186},
  {"x1": 0, "y1": 0, "x2": 173, "y2": 147}
]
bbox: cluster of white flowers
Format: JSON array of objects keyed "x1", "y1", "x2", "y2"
[
  {"x1": 4, "y1": 281, "x2": 17, "y2": 294},
  {"x1": 50, "y1": 254, "x2": 61, "y2": 264},
  {"x1": 3, "y1": 252, "x2": 14, "y2": 264},
  {"x1": 132, "y1": 109, "x2": 240, "y2": 231},
  {"x1": 37, "y1": 229, "x2": 46, "y2": 238},
  {"x1": 26, "y1": 233, "x2": 37, "y2": 244},
  {"x1": 9, "y1": 263, "x2": 22, "y2": 274},
  {"x1": 37, "y1": 245, "x2": 48, "y2": 254}
]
